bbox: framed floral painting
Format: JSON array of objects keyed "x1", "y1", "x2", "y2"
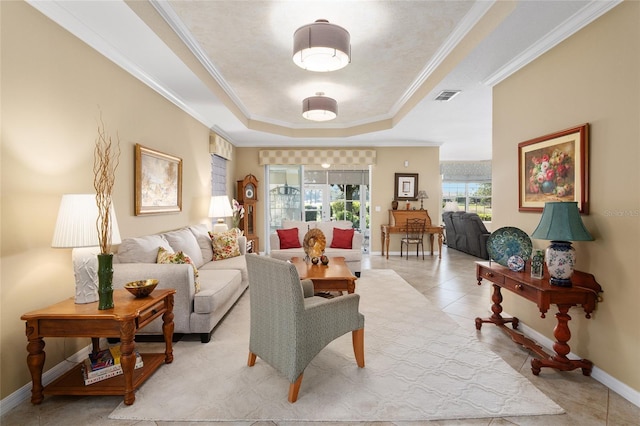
[
  {"x1": 135, "y1": 144, "x2": 183, "y2": 215},
  {"x1": 518, "y1": 124, "x2": 589, "y2": 214}
]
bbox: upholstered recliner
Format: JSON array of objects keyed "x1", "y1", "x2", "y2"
[
  {"x1": 442, "y1": 211, "x2": 490, "y2": 259},
  {"x1": 245, "y1": 255, "x2": 365, "y2": 403}
]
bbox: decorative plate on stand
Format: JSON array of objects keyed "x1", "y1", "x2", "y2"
[
  {"x1": 487, "y1": 227, "x2": 533, "y2": 267},
  {"x1": 303, "y1": 228, "x2": 326, "y2": 259}
]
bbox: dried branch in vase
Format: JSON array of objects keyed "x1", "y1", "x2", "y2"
[{"x1": 93, "y1": 114, "x2": 121, "y2": 255}]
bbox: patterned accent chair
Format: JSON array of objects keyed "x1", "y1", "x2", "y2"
[{"x1": 245, "y1": 255, "x2": 365, "y2": 403}]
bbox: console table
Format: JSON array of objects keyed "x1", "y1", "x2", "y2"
[
  {"x1": 21, "y1": 289, "x2": 175, "y2": 406},
  {"x1": 381, "y1": 209, "x2": 444, "y2": 259},
  {"x1": 475, "y1": 261, "x2": 602, "y2": 375}
]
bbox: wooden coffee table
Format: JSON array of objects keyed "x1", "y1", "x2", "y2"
[{"x1": 290, "y1": 256, "x2": 357, "y2": 294}]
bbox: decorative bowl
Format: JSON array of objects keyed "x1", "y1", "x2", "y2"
[{"x1": 124, "y1": 279, "x2": 158, "y2": 298}]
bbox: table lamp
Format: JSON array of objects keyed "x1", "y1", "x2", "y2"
[
  {"x1": 209, "y1": 195, "x2": 233, "y2": 233},
  {"x1": 417, "y1": 190, "x2": 429, "y2": 210},
  {"x1": 51, "y1": 194, "x2": 121, "y2": 303},
  {"x1": 530, "y1": 201, "x2": 593, "y2": 287}
]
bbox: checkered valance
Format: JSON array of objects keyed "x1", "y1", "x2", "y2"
[
  {"x1": 209, "y1": 132, "x2": 233, "y2": 160},
  {"x1": 258, "y1": 149, "x2": 376, "y2": 166}
]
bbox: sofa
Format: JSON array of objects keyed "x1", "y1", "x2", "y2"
[
  {"x1": 112, "y1": 224, "x2": 249, "y2": 343},
  {"x1": 442, "y1": 211, "x2": 490, "y2": 259},
  {"x1": 269, "y1": 220, "x2": 363, "y2": 276}
]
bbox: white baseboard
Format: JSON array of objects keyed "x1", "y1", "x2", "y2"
[
  {"x1": 0, "y1": 343, "x2": 92, "y2": 417},
  {"x1": 518, "y1": 321, "x2": 640, "y2": 408}
]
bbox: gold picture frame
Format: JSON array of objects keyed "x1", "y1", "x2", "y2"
[
  {"x1": 518, "y1": 124, "x2": 589, "y2": 214},
  {"x1": 135, "y1": 144, "x2": 183, "y2": 215}
]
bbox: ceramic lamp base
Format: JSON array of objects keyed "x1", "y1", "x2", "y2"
[
  {"x1": 212, "y1": 221, "x2": 229, "y2": 234},
  {"x1": 545, "y1": 241, "x2": 576, "y2": 287},
  {"x1": 72, "y1": 247, "x2": 100, "y2": 304}
]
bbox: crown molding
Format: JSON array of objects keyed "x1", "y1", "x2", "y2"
[{"x1": 483, "y1": 0, "x2": 622, "y2": 86}]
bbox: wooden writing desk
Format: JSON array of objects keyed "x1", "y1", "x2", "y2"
[
  {"x1": 381, "y1": 209, "x2": 444, "y2": 259},
  {"x1": 21, "y1": 289, "x2": 175, "y2": 406},
  {"x1": 475, "y1": 261, "x2": 602, "y2": 375}
]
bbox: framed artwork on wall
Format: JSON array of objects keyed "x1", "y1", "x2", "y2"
[
  {"x1": 394, "y1": 173, "x2": 419, "y2": 201},
  {"x1": 518, "y1": 123, "x2": 589, "y2": 214},
  {"x1": 135, "y1": 144, "x2": 183, "y2": 215}
]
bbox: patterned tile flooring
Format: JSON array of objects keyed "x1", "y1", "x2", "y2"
[{"x1": 2, "y1": 247, "x2": 638, "y2": 425}]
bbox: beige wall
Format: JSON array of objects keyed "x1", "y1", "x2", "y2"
[
  {"x1": 1, "y1": 2, "x2": 214, "y2": 398},
  {"x1": 370, "y1": 147, "x2": 442, "y2": 252},
  {"x1": 493, "y1": 1, "x2": 639, "y2": 391}
]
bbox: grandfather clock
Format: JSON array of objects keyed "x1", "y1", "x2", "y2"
[{"x1": 237, "y1": 174, "x2": 259, "y2": 253}]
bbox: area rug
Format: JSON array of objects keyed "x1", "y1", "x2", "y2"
[{"x1": 109, "y1": 269, "x2": 564, "y2": 422}]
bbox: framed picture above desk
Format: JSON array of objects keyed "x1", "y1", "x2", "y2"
[{"x1": 394, "y1": 173, "x2": 418, "y2": 200}]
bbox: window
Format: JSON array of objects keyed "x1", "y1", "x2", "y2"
[
  {"x1": 266, "y1": 166, "x2": 370, "y2": 252},
  {"x1": 442, "y1": 182, "x2": 492, "y2": 221},
  {"x1": 211, "y1": 155, "x2": 227, "y2": 197},
  {"x1": 440, "y1": 161, "x2": 492, "y2": 221}
]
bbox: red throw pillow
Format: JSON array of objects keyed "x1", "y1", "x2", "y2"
[
  {"x1": 331, "y1": 227, "x2": 354, "y2": 249},
  {"x1": 277, "y1": 228, "x2": 301, "y2": 249}
]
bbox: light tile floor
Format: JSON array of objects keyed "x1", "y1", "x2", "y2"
[{"x1": 3, "y1": 247, "x2": 639, "y2": 425}]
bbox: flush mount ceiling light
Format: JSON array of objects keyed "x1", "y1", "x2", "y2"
[
  {"x1": 293, "y1": 19, "x2": 351, "y2": 72},
  {"x1": 302, "y1": 93, "x2": 337, "y2": 121}
]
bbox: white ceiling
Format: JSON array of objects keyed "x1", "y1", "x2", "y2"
[{"x1": 28, "y1": 0, "x2": 620, "y2": 161}]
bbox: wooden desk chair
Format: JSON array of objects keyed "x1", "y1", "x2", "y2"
[{"x1": 401, "y1": 218, "x2": 426, "y2": 259}]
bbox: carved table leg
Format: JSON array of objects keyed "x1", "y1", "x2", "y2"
[
  {"x1": 531, "y1": 304, "x2": 593, "y2": 376},
  {"x1": 25, "y1": 322, "x2": 45, "y2": 405},
  {"x1": 162, "y1": 293, "x2": 175, "y2": 364},
  {"x1": 437, "y1": 232, "x2": 443, "y2": 259},
  {"x1": 475, "y1": 284, "x2": 519, "y2": 330},
  {"x1": 385, "y1": 233, "x2": 390, "y2": 259},
  {"x1": 119, "y1": 321, "x2": 136, "y2": 405}
]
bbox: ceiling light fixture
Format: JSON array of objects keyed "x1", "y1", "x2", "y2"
[
  {"x1": 302, "y1": 93, "x2": 337, "y2": 121},
  {"x1": 293, "y1": 19, "x2": 351, "y2": 72}
]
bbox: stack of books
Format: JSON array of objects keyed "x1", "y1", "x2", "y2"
[{"x1": 81, "y1": 346, "x2": 143, "y2": 385}]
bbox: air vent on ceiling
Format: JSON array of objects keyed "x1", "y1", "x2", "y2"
[{"x1": 435, "y1": 90, "x2": 461, "y2": 101}]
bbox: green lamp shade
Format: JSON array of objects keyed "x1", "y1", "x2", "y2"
[{"x1": 531, "y1": 202, "x2": 593, "y2": 242}]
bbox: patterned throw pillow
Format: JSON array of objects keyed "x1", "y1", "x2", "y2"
[
  {"x1": 209, "y1": 230, "x2": 241, "y2": 261},
  {"x1": 157, "y1": 246, "x2": 200, "y2": 293}
]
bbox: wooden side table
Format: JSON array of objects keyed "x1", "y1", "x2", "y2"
[
  {"x1": 475, "y1": 261, "x2": 602, "y2": 375},
  {"x1": 21, "y1": 289, "x2": 175, "y2": 406}
]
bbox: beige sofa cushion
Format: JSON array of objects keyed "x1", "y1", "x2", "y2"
[
  {"x1": 116, "y1": 235, "x2": 172, "y2": 263},
  {"x1": 189, "y1": 224, "x2": 214, "y2": 264},
  {"x1": 193, "y1": 269, "x2": 242, "y2": 314},
  {"x1": 163, "y1": 228, "x2": 205, "y2": 268}
]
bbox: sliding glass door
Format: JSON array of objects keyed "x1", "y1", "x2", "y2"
[
  {"x1": 266, "y1": 165, "x2": 370, "y2": 252},
  {"x1": 267, "y1": 165, "x2": 303, "y2": 235}
]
